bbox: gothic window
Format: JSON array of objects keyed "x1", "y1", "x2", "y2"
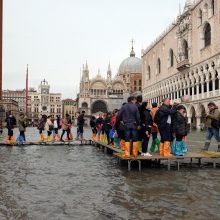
[
  {"x1": 211, "y1": 0, "x2": 214, "y2": 16},
  {"x1": 157, "y1": 58, "x2": 161, "y2": 74},
  {"x1": 182, "y1": 40, "x2": 189, "y2": 59},
  {"x1": 204, "y1": 23, "x2": 211, "y2": 47},
  {"x1": 147, "y1": 66, "x2": 151, "y2": 80},
  {"x1": 92, "y1": 101, "x2": 107, "y2": 113},
  {"x1": 169, "y1": 49, "x2": 174, "y2": 67},
  {"x1": 198, "y1": 9, "x2": 202, "y2": 25}
]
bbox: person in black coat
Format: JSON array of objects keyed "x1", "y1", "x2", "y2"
[
  {"x1": 171, "y1": 105, "x2": 188, "y2": 156},
  {"x1": 5, "y1": 111, "x2": 17, "y2": 143},
  {"x1": 154, "y1": 98, "x2": 177, "y2": 156},
  {"x1": 140, "y1": 102, "x2": 153, "y2": 156}
]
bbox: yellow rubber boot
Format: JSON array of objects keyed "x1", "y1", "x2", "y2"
[
  {"x1": 47, "y1": 136, "x2": 51, "y2": 142},
  {"x1": 6, "y1": 136, "x2": 11, "y2": 144},
  {"x1": 132, "y1": 142, "x2": 138, "y2": 157},
  {"x1": 159, "y1": 142, "x2": 164, "y2": 156},
  {"x1": 52, "y1": 135, "x2": 56, "y2": 142},
  {"x1": 137, "y1": 141, "x2": 142, "y2": 154},
  {"x1": 101, "y1": 134, "x2": 105, "y2": 142},
  {"x1": 164, "y1": 141, "x2": 172, "y2": 157},
  {"x1": 69, "y1": 133, "x2": 73, "y2": 140},
  {"x1": 57, "y1": 134, "x2": 61, "y2": 141},
  {"x1": 97, "y1": 135, "x2": 100, "y2": 141},
  {"x1": 123, "y1": 142, "x2": 130, "y2": 158},
  {"x1": 120, "y1": 139, "x2": 125, "y2": 151},
  {"x1": 40, "y1": 133, "x2": 44, "y2": 142},
  {"x1": 11, "y1": 136, "x2": 15, "y2": 144}
]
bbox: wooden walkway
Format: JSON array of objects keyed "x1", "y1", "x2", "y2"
[
  {"x1": 0, "y1": 139, "x2": 92, "y2": 147},
  {"x1": 92, "y1": 141, "x2": 220, "y2": 171}
]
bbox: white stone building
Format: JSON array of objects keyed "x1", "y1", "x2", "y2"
[
  {"x1": 142, "y1": 0, "x2": 219, "y2": 129},
  {"x1": 78, "y1": 47, "x2": 142, "y2": 115},
  {"x1": 27, "y1": 79, "x2": 62, "y2": 123}
]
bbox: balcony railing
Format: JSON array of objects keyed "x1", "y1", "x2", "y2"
[{"x1": 177, "y1": 59, "x2": 190, "y2": 71}]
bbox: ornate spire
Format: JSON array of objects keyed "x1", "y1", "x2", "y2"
[
  {"x1": 107, "y1": 62, "x2": 112, "y2": 82},
  {"x1": 130, "y1": 39, "x2": 135, "y2": 57}
]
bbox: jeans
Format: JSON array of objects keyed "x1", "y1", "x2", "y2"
[
  {"x1": 124, "y1": 128, "x2": 138, "y2": 142},
  {"x1": 61, "y1": 129, "x2": 70, "y2": 140},
  {"x1": 20, "y1": 131, "x2": 26, "y2": 141},
  {"x1": 142, "y1": 132, "x2": 150, "y2": 153},
  {"x1": 206, "y1": 128, "x2": 220, "y2": 142}
]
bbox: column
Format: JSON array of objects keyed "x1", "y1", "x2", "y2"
[
  {"x1": 196, "y1": 84, "x2": 200, "y2": 100},
  {"x1": 201, "y1": 82, "x2": 204, "y2": 98},
  {"x1": 187, "y1": 87, "x2": 190, "y2": 96},
  {"x1": 196, "y1": 116, "x2": 201, "y2": 130},
  {"x1": 187, "y1": 117, "x2": 192, "y2": 127},
  {"x1": 212, "y1": 79, "x2": 215, "y2": 96},
  {"x1": 206, "y1": 80, "x2": 210, "y2": 98},
  {"x1": 191, "y1": 85, "x2": 194, "y2": 101}
]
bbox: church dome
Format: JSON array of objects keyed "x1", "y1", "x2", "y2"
[{"x1": 118, "y1": 47, "x2": 142, "y2": 75}]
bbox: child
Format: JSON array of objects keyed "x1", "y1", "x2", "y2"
[
  {"x1": 17, "y1": 113, "x2": 27, "y2": 142},
  {"x1": 172, "y1": 105, "x2": 188, "y2": 156}
]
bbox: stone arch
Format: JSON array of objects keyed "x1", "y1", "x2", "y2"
[
  {"x1": 182, "y1": 39, "x2": 189, "y2": 60},
  {"x1": 81, "y1": 102, "x2": 88, "y2": 108},
  {"x1": 188, "y1": 105, "x2": 197, "y2": 129},
  {"x1": 91, "y1": 100, "x2": 108, "y2": 114}
]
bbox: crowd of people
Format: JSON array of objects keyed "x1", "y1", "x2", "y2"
[
  {"x1": 3, "y1": 95, "x2": 220, "y2": 157},
  {"x1": 89, "y1": 95, "x2": 189, "y2": 157},
  {"x1": 5, "y1": 111, "x2": 86, "y2": 144}
]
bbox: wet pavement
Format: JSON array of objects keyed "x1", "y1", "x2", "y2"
[{"x1": 0, "y1": 128, "x2": 219, "y2": 219}]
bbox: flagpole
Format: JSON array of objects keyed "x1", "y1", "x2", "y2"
[{"x1": 26, "y1": 64, "x2": 28, "y2": 114}]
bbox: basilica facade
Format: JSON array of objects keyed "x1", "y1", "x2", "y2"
[
  {"x1": 78, "y1": 47, "x2": 142, "y2": 115},
  {"x1": 142, "y1": 0, "x2": 220, "y2": 129}
]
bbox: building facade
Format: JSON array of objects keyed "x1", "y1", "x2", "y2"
[
  {"x1": 27, "y1": 79, "x2": 62, "y2": 123},
  {"x1": 142, "y1": 0, "x2": 219, "y2": 129},
  {"x1": 62, "y1": 98, "x2": 78, "y2": 120},
  {"x1": 78, "y1": 47, "x2": 142, "y2": 115},
  {"x1": 2, "y1": 99, "x2": 19, "y2": 121},
  {"x1": 3, "y1": 89, "x2": 26, "y2": 112}
]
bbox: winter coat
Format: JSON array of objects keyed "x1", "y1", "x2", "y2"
[
  {"x1": 54, "y1": 120, "x2": 58, "y2": 129},
  {"x1": 77, "y1": 114, "x2": 85, "y2": 126},
  {"x1": 90, "y1": 119, "x2": 96, "y2": 128},
  {"x1": 18, "y1": 118, "x2": 27, "y2": 131},
  {"x1": 6, "y1": 115, "x2": 16, "y2": 129},
  {"x1": 37, "y1": 118, "x2": 45, "y2": 130},
  {"x1": 103, "y1": 116, "x2": 112, "y2": 131},
  {"x1": 117, "y1": 102, "x2": 140, "y2": 129},
  {"x1": 206, "y1": 108, "x2": 220, "y2": 128},
  {"x1": 141, "y1": 109, "x2": 153, "y2": 133},
  {"x1": 150, "y1": 107, "x2": 159, "y2": 133},
  {"x1": 62, "y1": 117, "x2": 69, "y2": 130},
  {"x1": 45, "y1": 119, "x2": 54, "y2": 132},
  {"x1": 155, "y1": 104, "x2": 177, "y2": 129},
  {"x1": 172, "y1": 111, "x2": 188, "y2": 136}
]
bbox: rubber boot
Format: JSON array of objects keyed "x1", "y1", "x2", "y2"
[
  {"x1": 70, "y1": 133, "x2": 73, "y2": 140},
  {"x1": 97, "y1": 135, "x2": 100, "y2": 141},
  {"x1": 101, "y1": 134, "x2": 105, "y2": 142},
  {"x1": 123, "y1": 142, "x2": 130, "y2": 158},
  {"x1": 120, "y1": 139, "x2": 125, "y2": 151},
  {"x1": 150, "y1": 139, "x2": 156, "y2": 152},
  {"x1": 52, "y1": 135, "x2": 56, "y2": 142},
  {"x1": 47, "y1": 136, "x2": 51, "y2": 142},
  {"x1": 137, "y1": 141, "x2": 142, "y2": 154},
  {"x1": 6, "y1": 136, "x2": 11, "y2": 144},
  {"x1": 57, "y1": 134, "x2": 61, "y2": 141},
  {"x1": 11, "y1": 136, "x2": 15, "y2": 144},
  {"x1": 132, "y1": 142, "x2": 138, "y2": 157},
  {"x1": 159, "y1": 142, "x2": 164, "y2": 156},
  {"x1": 202, "y1": 141, "x2": 210, "y2": 151},
  {"x1": 39, "y1": 133, "x2": 44, "y2": 142},
  {"x1": 164, "y1": 141, "x2": 172, "y2": 157}
]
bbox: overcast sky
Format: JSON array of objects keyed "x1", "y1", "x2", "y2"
[{"x1": 3, "y1": 0, "x2": 187, "y2": 98}]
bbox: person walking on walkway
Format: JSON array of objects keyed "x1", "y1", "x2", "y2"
[
  {"x1": 154, "y1": 98, "x2": 177, "y2": 156},
  {"x1": 172, "y1": 105, "x2": 188, "y2": 156},
  {"x1": 117, "y1": 96, "x2": 140, "y2": 158},
  {"x1": 90, "y1": 116, "x2": 97, "y2": 140},
  {"x1": 37, "y1": 114, "x2": 47, "y2": 142},
  {"x1": 96, "y1": 114, "x2": 104, "y2": 141},
  {"x1": 45, "y1": 115, "x2": 54, "y2": 142},
  {"x1": 5, "y1": 111, "x2": 17, "y2": 144},
  {"x1": 77, "y1": 111, "x2": 85, "y2": 140},
  {"x1": 203, "y1": 102, "x2": 220, "y2": 151},
  {"x1": 140, "y1": 102, "x2": 153, "y2": 157},
  {"x1": 60, "y1": 113, "x2": 71, "y2": 142},
  {"x1": 150, "y1": 102, "x2": 160, "y2": 153},
  {"x1": 52, "y1": 115, "x2": 61, "y2": 141},
  {"x1": 17, "y1": 113, "x2": 28, "y2": 142},
  {"x1": 136, "y1": 95, "x2": 143, "y2": 154}
]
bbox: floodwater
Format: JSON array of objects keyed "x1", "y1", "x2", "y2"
[{"x1": 0, "y1": 128, "x2": 220, "y2": 220}]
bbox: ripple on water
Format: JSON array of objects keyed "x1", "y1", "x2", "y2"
[{"x1": 0, "y1": 142, "x2": 219, "y2": 219}]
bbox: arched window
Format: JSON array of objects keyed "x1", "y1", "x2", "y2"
[
  {"x1": 157, "y1": 58, "x2": 161, "y2": 74},
  {"x1": 204, "y1": 23, "x2": 211, "y2": 47},
  {"x1": 198, "y1": 9, "x2": 202, "y2": 25},
  {"x1": 169, "y1": 49, "x2": 174, "y2": 67},
  {"x1": 211, "y1": 0, "x2": 215, "y2": 16},
  {"x1": 147, "y1": 65, "x2": 151, "y2": 80},
  {"x1": 182, "y1": 40, "x2": 189, "y2": 59}
]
